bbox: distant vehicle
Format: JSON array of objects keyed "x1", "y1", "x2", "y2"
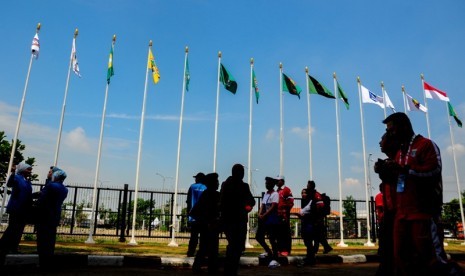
[
  {"x1": 444, "y1": 229, "x2": 454, "y2": 238},
  {"x1": 151, "y1": 217, "x2": 160, "y2": 228}
]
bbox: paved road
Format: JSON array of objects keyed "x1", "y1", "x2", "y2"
[
  {"x1": 3, "y1": 263, "x2": 380, "y2": 276},
  {"x1": 4, "y1": 261, "x2": 465, "y2": 275}
]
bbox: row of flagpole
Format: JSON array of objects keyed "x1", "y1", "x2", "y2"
[{"x1": 2, "y1": 24, "x2": 464, "y2": 247}]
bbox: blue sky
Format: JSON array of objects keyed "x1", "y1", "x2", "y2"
[{"x1": 0, "y1": 1, "x2": 464, "y2": 202}]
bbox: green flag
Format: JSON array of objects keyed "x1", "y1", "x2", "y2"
[
  {"x1": 107, "y1": 43, "x2": 114, "y2": 84},
  {"x1": 337, "y1": 81, "x2": 350, "y2": 110},
  {"x1": 282, "y1": 73, "x2": 301, "y2": 99},
  {"x1": 448, "y1": 102, "x2": 462, "y2": 127},
  {"x1": 220, "y1": 63, "x2": 237, "y2": 94},
  {"x1": 185, "y1": 56, "x2": 190, "y2": 91},
  {"x1": 308, "y1": 75, "x2": 335, "y2": 99},
  {"x1": 252, "y1": 69, "x2": 259, "y2": 104}
]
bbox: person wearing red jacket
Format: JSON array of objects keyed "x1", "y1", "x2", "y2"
[
  {"x1": 275, "y1": 175, "x2": 294, "y2": 256},
  {"x1": 383, "y1": 112, "x2": 446, "y2": 275}
]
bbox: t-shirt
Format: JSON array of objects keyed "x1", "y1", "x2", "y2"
[{"x1": 262, "y1": 191, "x2": 279, "y2": 213}]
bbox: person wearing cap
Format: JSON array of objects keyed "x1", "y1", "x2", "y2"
[
  {"x1": 35, "y1": 168, "x2": 68, "y2": 270},
  {"x1": 0, "y1": 162, "x2": 33, "y2": 263},
  {"x1": 275, "y1": 175, "x2": 294, "y2": 256},
  {"x1": 186, "y1": 172, "x2": 207, "y2": 257},
  {"x1": 190, "y1": 173, "x2": 220, "y2": 274}
]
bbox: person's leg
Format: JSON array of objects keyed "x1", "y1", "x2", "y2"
[
  {"x1": 268, "y1": 224, "x2": 280, "y2": 261},
  {"x1": 224, "y1": 222, "x2": 246, "y2": 276},
  {"x1": 411, "y1": 219, "x2": 436, "y2": 276},
  {"x1": 37, "y1": 224, "x2": 57, "y2": 271},
  {"x1": 284, "y1": 220, "x2": 292, "y2": 254},
  {"x1": 0, "y1": 213, "x2": 26, "y2": 254},
  {"x1": 301, "y1": 222, "x2": 315, "y2": 265},
  {"x1": 207, "y1": 227, "x2": 219, "y2": 273},
  {"x1": 187, "y1": 221, "x2": 200, "y2": 257},
  {"x1": 193, "y1": 224, "x2": 207, "y2": 273},
  {"x1": 255, "y1": 222, "x2": 272, "y2": 256}
]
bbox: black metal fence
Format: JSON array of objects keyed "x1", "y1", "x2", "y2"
[{"x1": 0, "y1": 182, "x2": 380, "y2": 243}]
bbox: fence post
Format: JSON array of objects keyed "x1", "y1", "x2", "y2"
[
  {"x1": 119, "y1": 184, "x2": 129, "y2": 242},
  {"x1": 370, "y1": 196, "x2": 376, "y2": 243}
]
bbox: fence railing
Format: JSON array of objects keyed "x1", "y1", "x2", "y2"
[{"x1": 0, "y1": 182, "x2": 380, "y2": 243}]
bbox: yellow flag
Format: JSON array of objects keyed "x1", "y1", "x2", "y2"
[{"x1": 148, "y1": 48, "x2": 160, "y2": 84}]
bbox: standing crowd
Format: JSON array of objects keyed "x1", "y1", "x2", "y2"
[
  {"x1": 187, "y1": 163, "x2": 333, "y2": 274},
  {"x1": 0, "y1": 112, "x2": 462, "y2": 275}
]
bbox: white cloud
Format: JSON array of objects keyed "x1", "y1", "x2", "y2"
[
  {"x1": 344, "y1": 178, "x2": 360, "y2": 187},
  {"x1": 290, "y1": 126, "x2": 314, "y2": 138},
  {"x1": 446, "y1": 143, "x2": 465, "y2": 157},
  {"x1": 64, "y1": 127, "x2": 92, "y2": 153},
  {"x1": 265, "y1": 128, "x2": 275, "y2": 140}
]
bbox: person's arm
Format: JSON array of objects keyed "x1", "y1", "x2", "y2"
[
  {"x1": 300, "y1": 200, "x2": 312, "y2": 216},
  {"x1": 408, "y1": 140, "x2": 441, "y2": 177},
  {"x1": 6, "y1": 174, "x2": 17, "y2": 188}
]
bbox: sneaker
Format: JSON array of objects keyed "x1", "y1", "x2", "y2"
[
  {"x1": 258, "y1": 252, "x2": 268, "y2": 258},
  {"x1": 279, "y1": 251, "x2": 289, "y2": 257},
  {"x1": 268, "y1": 260, "x2": 280, "y2": 269}
]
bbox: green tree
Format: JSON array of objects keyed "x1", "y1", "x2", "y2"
[
  {"x1": 0, "y1": 131, "x2": 37, "y2": 181},
  {"x1": 128, "y1": 198, "x2": 156, "y2": 228},
  {"x1": 343, "y1": 195, "x2": 357, "y2": 237}
]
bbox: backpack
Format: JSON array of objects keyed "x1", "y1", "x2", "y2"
[{"x1": 321, "y1": 193, "x2": 331, "y2": 216}]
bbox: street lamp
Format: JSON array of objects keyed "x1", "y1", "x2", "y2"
[{"x1": 155, "y1": 172, "x2": 166, "y2": 190}]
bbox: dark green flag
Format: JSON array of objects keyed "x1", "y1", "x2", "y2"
[
  {"x1": 220, "y1": 63, "x2": 237, "y2": 94},
  {"x1": 448, "y1": 102, "x2": 463, "y2": 128},
  {"x1": 308, "y1": 75, "x2": 335, "y2": 99},
  {"x1": 282, "y1": 73, "x2": 301, "y2": 99},
  {"x1": 337, "y1": 81, "x2": 350, "y2": 110}
]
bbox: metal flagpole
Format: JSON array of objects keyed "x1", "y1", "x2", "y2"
[
  {"x1": 128, "y1": 40, "x2": 153, "y2": 246},
  {"x1": 279, "y1": 63, "x2": 284, "y2": 176},
  {"x1": 446, "y1": 102, "x2": 465, "y2": 245},
  {"x1": 86, "y1": 35, "x2": 116, "y2": 244},
  {"x1": 305, "y1": 67, "x2": 313, "y2": 180},
  {"x1": 421, "y1": 74, "x2": 432, "y2": 139},
  {"x1": 357, "y1": 77, "x2": 375, "y2": 247},
  {"x1": 213, "y1": 52, "x2": 221, "y2": 172},
  {"x1": 168, "y1": 46, "x2": 189, "y2": 247},
  {"x1": 245, "y1": 58, "x2": 255, "y2": 249},
  {"x1": 0, "y1": 23, "x2": 41, "y2": 219},
  {"x1": 402, "y1": 85, "x2": 408, "y2": 114},
  {"x1": 381, "y1": 82, "x2": 387, "y2": 119},
  {"x1": 334, "y1": 73, "x2": 347, "y2": 247},
  {"x1": 54, "y1": 28, "x2": 78, "y2": 167}
]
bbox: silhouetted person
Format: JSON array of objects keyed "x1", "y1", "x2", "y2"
[
  {"x1": 0, "y1": 163, "x2": 33, "y2": 264},
  {"x1": 383, "y1": 112, "x2": 446, "y2": 275},
  {"x1": 186, "y1": 172, "x2": 206, "y2": 257},
  {"x1": 36, "y1": 168, "x2": 68, "y2": 271},
  {"x1": 275, "y1": 175, "x2": 293, "y2": 256},
  {"x1": 220, "y1": 164, "x2": 255, "y2": 276},
  {"x1": 307, "y1": 180, "x2": 332, "y2": 255},
  {"x1": 256, "y1": 177, "x2": 280, "y2": 268},
  {"x1": 190, "y1": 173, "x2": 220, "y2": 274}
]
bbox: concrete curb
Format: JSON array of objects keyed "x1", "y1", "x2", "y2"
[{"x1": 3, "y1": 253, "x2": 377, "y2": 267}]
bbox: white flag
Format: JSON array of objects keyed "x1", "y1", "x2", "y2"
[
  {"x1": 383, "y1": 90, "x2": 396, "y2": 112},
  {"x1": 405, "y1": 93, "x2": 427, "y2": 113},
  {"x1": 31, "y1": 33, "x2": 40, "y2": 59},
  {"x1": 361, "y1": 85, "x2": 385, "y2": 109},
  {"x1": 71, "y1": 38, "x2": 81, "y2": 77}
]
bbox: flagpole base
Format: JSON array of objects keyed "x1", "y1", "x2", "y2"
[
  {"x1": 364, "y1": 241, "x2": 375, "y2": 247},
  {"x1": 245, "y1": 241, "x2": 254, "y2": 249},
  {"x1": 168, "y1": 239, "x2": 178, "y2": 247},
  {"x1": 128, "y1": 238, "x2": 138, "y2": 246},
  {"x1": 337, "y1": 241, "x2": 348, "y2": 247},
  {"x1": 85, "y1": 236, "x2": 96, "y2": 244}
]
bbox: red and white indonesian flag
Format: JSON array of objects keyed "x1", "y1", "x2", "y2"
[
  {"x1": 31, "y1": 33, "x2": 40, "y2": 59},
  {"x1": 424, "y1": 81, "x2": 449, "y2": 102},
  {"x1": 405, "y1": 93, "x2": 427, "y2": 113}
]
